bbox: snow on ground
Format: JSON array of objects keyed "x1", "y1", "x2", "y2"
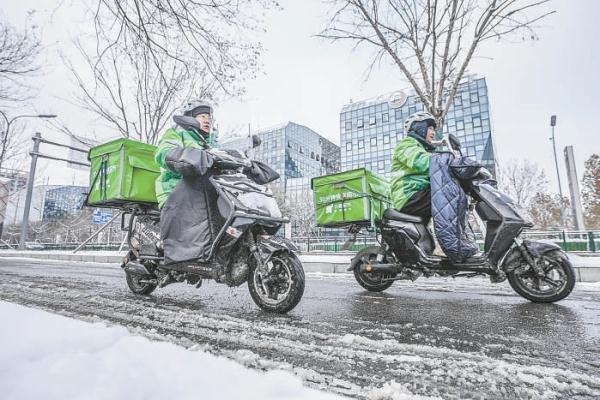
[
  {"x1": 0, "y1": 249, "x2": 126, "y2": 256},
  {"x1": 567, "y1": 253, "x2": 600, "y2": 268},
  {"x1": 0, "y1": 301, "x2": 345, "y2": 400}
]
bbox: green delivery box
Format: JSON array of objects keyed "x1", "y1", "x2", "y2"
[
  {"x1": 311, "y1": 168, "x2": 390, "y2": 227},
  {"x1": 87, "y1": 138, "x2": 159, "y2": 207}
]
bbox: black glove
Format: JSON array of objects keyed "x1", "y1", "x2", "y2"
[
  {"x1": 165, "y1": 147, "x2": 214, "y2": 177},
  {"x1": 243, "y1": 160, "x2": 280, "y2": 184}
]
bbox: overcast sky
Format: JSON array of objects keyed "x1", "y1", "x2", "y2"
[{"x1": 2, "y1": 0, "x2": 599, "y2": 193}]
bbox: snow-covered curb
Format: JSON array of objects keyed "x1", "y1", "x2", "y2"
[{"x1": 0, "y1": 301, "x2": 344, "y2": 400}]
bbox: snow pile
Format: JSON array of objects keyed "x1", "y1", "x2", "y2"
[
  {"x1": 0, "y1": 301, "x2": 343, "y2": 400},
  {"x1": 367, "y1": 381, "x2": 442, "y2": 400}
]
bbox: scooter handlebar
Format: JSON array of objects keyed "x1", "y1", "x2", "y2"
[{"x1": 207, "y1": 149, "x2": 252, "y2": 170}]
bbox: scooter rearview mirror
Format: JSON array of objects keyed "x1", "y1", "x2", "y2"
[
  {"x1": 252, "y1": 134, "x2": 261, "y2": 148},
  {"x1": 448, "y1": 133, "x2": 462, "y2": 150}
]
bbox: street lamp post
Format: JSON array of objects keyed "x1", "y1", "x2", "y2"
[
  {"x1": 0, "y1": 112, "x2": 57, "y2": 248},
  {"x1": 549, "y1": 115, "x2": 569, "y2": 228},
  {"x1": 549, "y1": 115, "x2": 563, "y2": 198}
]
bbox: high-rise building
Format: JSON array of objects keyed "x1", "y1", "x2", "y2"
[
  {"x1": 43, "y1": 186, "x2": 87, "y2": 221},
  {"x1": 340, "y1": 75, "x2": 496, "y2": 177},
  {"x1": 5, "y1": 185, "x2": 87, "y2": 224},
  {"x1": 222, "y1": 121, "x2": 340, "y2": 200}
]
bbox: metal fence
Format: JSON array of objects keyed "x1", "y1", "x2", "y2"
[
  {"x1": 292, "y1": 230, "x2": 600, "y2": 253},
  {"x1": 1, "y1": 217, "x2": 599, "y2": 254}
]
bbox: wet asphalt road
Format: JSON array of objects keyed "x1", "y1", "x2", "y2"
[{"x1": 1, "y1": 257, "x2": 599, "y2": 399}]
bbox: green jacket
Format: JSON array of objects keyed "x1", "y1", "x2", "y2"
[
  {"x1": 154, "y1": 126, "x2": 216, "y2": 208},
  {"x1": 390, "y1": 136, "x2": 432, "y2": 211}
]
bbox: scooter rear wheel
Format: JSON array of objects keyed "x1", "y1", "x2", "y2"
[
  {"x1": 248, "y1": 252, "x2": 305, "y2": 313},
  {"x1": 125, "y1": 271, "x2": 157, "y2": 295},
  {"x1": 352, "y1": 246, "x2": 395, "y2": 292},
  {"x1": 507, "y1": 249, "x2": 575, "y2": 303}
]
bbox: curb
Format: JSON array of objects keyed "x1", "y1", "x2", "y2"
[{"x1": 0, "y1": 251, "x2": 597, "y2": 282}]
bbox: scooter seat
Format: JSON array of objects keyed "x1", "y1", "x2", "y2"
[{"x1": 383, "y1": 209, "x2": 424, "y2": 224}]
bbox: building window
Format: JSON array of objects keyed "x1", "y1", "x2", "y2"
[
  {"x1": 383, "y1": 135, "x2": 390, "y2": 144},
  {"x1": 370, "y1": 137, "x2": 377, "y2": 146},
  {"x1": 358, "y1": 140, "x2": 364, "y2": 149},
  {"x1": 409, "y1": 106, "x2": 416, "y2": 114},
  {"x1": 369, "y1": 116, "x2": 376, "y2": 126},
  {"x1": 470, "y1": 93, "x2": 479, "y2": 103},
  {"x1": 299, "y1": 146, "x2": 304, "y2": 154},
  {"x1": 395, "y1": 109, "x2": 403, "y2": 120},
  {"x1": 382, "y1": 113, "x2": 389, "y2": 123},
  {"x1": 346, "y1": 142, "x2": 352, "y2": 151},
  {"x1": 345, "y1": 121, "x2": 352, "y2": 131},
  {"x1": 310, "y1": 151, "x2": 315, "y2": 159},
  {"x1": 357, "y1": 119, "x2": 364, "y2": 128},
  {"x1": 316, "y1": 154, "x2": 320, "y2": 161},
  {"x1": 456, "y1": 120, "x2": 464, "y2": 130},
  {"x1": 473, "y1": 117, "x2": 481, "y2": 127}
]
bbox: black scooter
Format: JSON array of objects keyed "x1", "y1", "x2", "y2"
[
  {"x1": 120, "y1": 116, "x2": 305, "y2": 313},
  {"x1": 348, "y1": 134, "x2": 575, "y2": 303}
]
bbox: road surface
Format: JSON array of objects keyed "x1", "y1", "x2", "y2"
[{"x1": 1, "y1": 257, "x2": 599, "y2": 399}]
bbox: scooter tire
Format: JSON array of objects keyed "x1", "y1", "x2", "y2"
[
  {"x1": 125, "y1": 271, "x2": 157, "y2": 295},
  {"x1": 248, "y1": 252, "x2": 305, "y2": 313},
  {"x1": 352, "y1": 246, "x2": 395, "y2": 292},
  {"x1": 507, "y1": 249, "x2": 575, "y2": 303}
]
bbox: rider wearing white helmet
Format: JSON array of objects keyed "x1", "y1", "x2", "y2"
[
  {"x1": 154, "y1": 99, "x2": 216, "y2": 209},
  {"x1": 390, "y1": 111, "x2": 437, "y2": 222}
]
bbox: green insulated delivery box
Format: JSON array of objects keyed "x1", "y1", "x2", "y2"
[
  {"x1": 311, "y1": 168, "x2": 390, "y2": 227},
  {"x1": 87, "y1": 138, "x2": 159, "y2": 207}
]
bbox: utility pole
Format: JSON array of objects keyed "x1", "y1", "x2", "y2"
[
  {"x1": 550, "y1": 115, "x2": 563, "y2": 198},
  {"x1": 19, "y1": 133, "x2": 41, "y2": 249},
  {"x1": 564, "y1": 146, "x2": 586, "y2": 231}
]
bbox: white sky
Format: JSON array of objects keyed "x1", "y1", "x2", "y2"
[{"x1": 2, "y1": 0, "x2": 599, "y2": 193}]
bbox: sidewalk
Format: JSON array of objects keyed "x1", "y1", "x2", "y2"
[{"x1": 0, "y1": 249, "x2": 598, "y2": 282}]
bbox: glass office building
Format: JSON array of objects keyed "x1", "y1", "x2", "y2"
[
  {"x1": 340, "y1": 75, "x2": 496, "y2": 177},
  {"x1": 43, "y1": 186, "x2": 87, "y2": 221},
  {"x1": 222, "y1": 121, "x2": 340, "y2": 199}
]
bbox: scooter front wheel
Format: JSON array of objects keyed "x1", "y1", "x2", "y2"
[
  {"x1": 507, "y1": 249, "x2": 575, "y2": 303},
  {"x1": 248, "y1": 252, "x2": 305, "y2": 313}
]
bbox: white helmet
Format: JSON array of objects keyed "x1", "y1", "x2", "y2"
[
  {"x1": 404, "y1": 111, "x2": 436, "y2": 134},
  {"x1": 181, "y1": 100, "x2": 213, "y2": 118}
]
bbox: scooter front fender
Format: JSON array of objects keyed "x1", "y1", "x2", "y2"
[
  {"x1": 522, "y1": 239, "x2": 561, "y2": 258},
  {"x1": 257, "y1": 236, "x2": 299, "y2": 264},
  {"x1": 501, "y1": 240, "x2": 562, "y2": 272}
]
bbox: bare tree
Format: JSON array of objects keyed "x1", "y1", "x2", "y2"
[
  {"x1": 498, "y1": 159, "x2": 547, "y2": 207},
  {"x1": 0, "y1": 111, "x2": 27, "y2": 171},
  {"x1": 320, "y1": 0, "x2": 553, "y2": 126},
  {"x1": 287, "y1": 190, "x2": 318, "y2": 238},
  {"x1": 272, "y1": 185, "x2": 318, "y2": 238},
  {"x1": 0, "y1": 18, "x2": 41, "y2": 102},
  {"x1": 528, "y1": 192, "x2": 570, "y2": 230},
  {"x1": 86, "y1": 0, "x2": 277, "y2": 95},
  {"x1": 65, "y1": 0, "x2": 277, "y2": 143},
  {"x1": 66, "y1": 37, "x2": 216, "y2": 144}
]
